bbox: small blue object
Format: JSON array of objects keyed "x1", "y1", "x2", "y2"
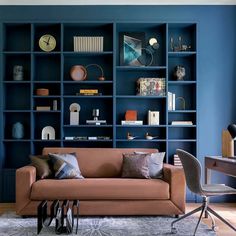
[{"x1": 12, "y1": 122, "x2": 24, "y2": 139}]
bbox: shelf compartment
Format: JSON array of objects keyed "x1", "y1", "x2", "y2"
[
  {"x1": 63, "y1": 51, "x2": 113, "y2": 56},
  {"x1": 4, "y1": 83, "x2": 30, "y2": 110},
  {"x1": 3, "y1": 142, "x2": 31, "y2": 168},
  {"x1": 33, "y1": 23, "x2": 61, "y2": 52},
  {"x1": 116, "y1": 126, "x2": 166, "y2": 140},
  {"x1": 168, "y1": 81, "x2": 196, "y2": 85},
  {"x1": 63, "y1": 82, "x2": 113, "y2": 96},
  {"x1": 168, "y1": 54, "x2": 196, "y2": 81},
  {"x1": 168, "y1": 141, "x2": 196, "y2": 162},
  {"x1": 3, "y1": 112, "x2": 31, "y2": 139},
  {"x1": 33, "y1": 141, "x2": 62, "y2": 155},
  {"x1": 116, "y1": 140, "x2": 166, "y2": 154},
  {"x1": 63, "y1": 98, "x2": 113, "y2": 125},
  {"x1": 63, "y1": 23, "x2": 113, "y2": 52},
  {"x1": 63, "y1": 125, "x2": 113, "y2": 128},
  {"x1": 3, "y1": 54, "x2": 31, "y2": 81},
  {"x1": 33, "y1": 112, "x2": 61, "y2": 139},
  {"x1": 116, "y1": 70, "x2": 166, "y2": 96},
  {"x1": 168, "y1": 126, "x2": 196, "y2": 140},
  {"x1": 168, "y1": 112, "x2": 196, "y2": 126},
  {"x1": 63, "y1": 54, "x2": 113, "y2": 82},
  {"x1": 116, "y1": 66, "x2": 166, "y2": 71},
  {"x1": 168, "y1": 23, "x2": 196, "y2": 52},
  {"x1": 33, "y1": 54, "x2": 61, "y2": 82},
  {"x1": 33, "y1": 83, "x2": 61, "y2": 96},
  {"x1": 116, "y1": 98, "x2": 166, "y2": 125},
  {"x1": 3, "y1": 23, "x2": 31, "y2": 52},
  {"x1": 64, "y1": 126, "x2": 113, "y2": 140},
  {"x1": 116, "y1": 23, "x2": 166, "y2": 67},
  {"x1": 168, "y1": 84, "x2": 196, "y2": 110},
  {"x1": 116, "y1": 125, "x2": 166, "y2": 128},
  {"x1": 117, "y1": 95, "x2": 166, "y2": 99},
  {"x1": 33, "y1": 97, "x2": 60, "y2": 111}
]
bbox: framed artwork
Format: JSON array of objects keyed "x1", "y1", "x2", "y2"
[{"x1": 119, "y1": 32, "x2": 145, "y2": 66}]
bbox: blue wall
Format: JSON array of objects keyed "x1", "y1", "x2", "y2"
[{"x1": 0, "y1": 5, "x2": 236, "y2": 201}]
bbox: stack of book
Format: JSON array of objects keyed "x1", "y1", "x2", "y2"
[
  {"x1": 86, "y1": 120, "x2": 107, "y2": 125},
  {"x1": 171, "y1": 121, "x2": 193, "y2": 125},
  {"x1": 168, "y1": 92, "x2": 176, "y2": 111},
  {"x1": 77, "y1": 89, "x2": 101, "y2": 96},
  {"x1": 73, "y1": 36, "x2": 104, "y2": 52},
  {"x1": 121, "y1": 120, "x2": 143, "y2": 125},
  {"x1": 173, "y1": 154, "x2": 182, "y2": 167}
]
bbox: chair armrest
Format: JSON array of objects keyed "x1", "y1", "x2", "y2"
[
  {"x1": 16, "y1": 166, "x2": 36, "y2": 215},
  {"x1": 163, "y1": 164, "x2": 186, "y2": 213}
]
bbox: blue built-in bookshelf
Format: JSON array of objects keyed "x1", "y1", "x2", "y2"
[{"x1": 0, "y1": 22, "x2": 197, "y2": 201}]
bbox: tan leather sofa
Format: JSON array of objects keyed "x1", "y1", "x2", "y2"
[{"x1": 16, "y1": 148, "x2": 186, "y2": 216}]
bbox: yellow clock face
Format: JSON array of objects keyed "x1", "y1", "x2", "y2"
[{"x1": 39, "y1": 34, "x2": 56, "y2": 52}]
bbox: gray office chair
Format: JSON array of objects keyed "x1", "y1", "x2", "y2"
[{"x1": 171, "y1": 149, "x2": 236, "y2": 236}]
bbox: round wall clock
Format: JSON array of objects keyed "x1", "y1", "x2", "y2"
[{"x1": 39, "y1": 34, "x2": 56, "y2": 52}]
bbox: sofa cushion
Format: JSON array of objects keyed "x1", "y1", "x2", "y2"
[
  {"x1": 121, "y1": 153, "x2": 150, "y2": 178},
  {"x1": 49, "y1": 152, "x2": 84, "y2": 179},
  {"x1": 134, "y1": 152, "x2": 165, "y2": 179},
  {"x1": 49, "y1": 154, "x2": 84, "y2": 179},
  {"x1": 30, "y1": 155, "x2": 52, "y2": 179},
  {"x1": 31, "y1": 178, "x2": 169, "y2": 200}
]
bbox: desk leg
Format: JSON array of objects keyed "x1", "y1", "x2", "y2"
[{"x1": 205, "y1": 167, "x2": 211, "y2": 218}]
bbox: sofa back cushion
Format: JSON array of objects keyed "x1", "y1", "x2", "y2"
[{"x1": 43, "y1": 148, "x2": 158, "y2": 178}]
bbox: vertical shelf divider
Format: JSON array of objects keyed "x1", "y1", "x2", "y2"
[
  {"x1": 113, "y1": 22, "x2": 116, "y2": 148},
  {"x1": 30, "y1": 23, "x2": 34, "y2": 154},
  {"x1": 61, "y1": 23, "x2": 64, "y2": 146}
]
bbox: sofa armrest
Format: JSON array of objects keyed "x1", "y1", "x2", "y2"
[
  {"x1": 163, "y1": 164, "x2": 186, "y2": 214},
  {"x1": 16, "y1": 166, "x2": 36, "y2": 215}
]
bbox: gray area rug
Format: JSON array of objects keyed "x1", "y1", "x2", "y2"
[{"x1": 0, "y1": 212, "x2": 216, "y2": 236}]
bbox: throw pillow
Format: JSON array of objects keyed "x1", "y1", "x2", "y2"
[
  {"x1": 49, "y1": 153, "x2": 84, "y2": 179},
  {"x1": 121, "y1": 153, "x2": 150, "y2": 179},
  {"x1": 30, "y1": 155, "x2": 52, "y2": 179},
  {"x1": 134, "y1": 152, "x2": 165, "y2": 179}
]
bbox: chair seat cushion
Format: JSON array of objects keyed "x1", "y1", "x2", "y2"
[
  {"x1": 31, "y1": 178, "x2": 169, "y2": 200},
  {"x1": 202, "y1": 184, "x2": 236, "y2": 196}
]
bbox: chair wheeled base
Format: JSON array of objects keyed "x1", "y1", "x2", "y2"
[{"x1": 171, "y1": 196, "x2": 236, "y2": 235}]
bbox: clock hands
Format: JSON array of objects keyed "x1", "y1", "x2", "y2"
[
  {"x1": 43, "y1": 37, "x2": 51, "y2": 45},
  {"x1": 47, "y1": 36, "x2": 51, "y2": 44}
]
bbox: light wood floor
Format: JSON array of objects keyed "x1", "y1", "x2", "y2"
[{"x1": 0, "y1": 203, "x2": 236, "y2": 235}]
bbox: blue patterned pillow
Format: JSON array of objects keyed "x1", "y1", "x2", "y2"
[{"x1": 49, "y1": 154, "x2": 84, "y2": 179}]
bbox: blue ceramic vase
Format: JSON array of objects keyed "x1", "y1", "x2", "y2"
[{"x1": 12, "y1": 122, "x2": 24, "y2": 139}]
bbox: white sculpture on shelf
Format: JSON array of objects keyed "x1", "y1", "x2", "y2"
[
  {"x1": 70, "y1": 103, "x2": 81, "y2": 125},
  {"x1": 41, "y1": 126, "x2": 55, "y2": 140}
]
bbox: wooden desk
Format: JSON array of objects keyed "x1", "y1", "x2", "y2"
[
  {"x1": 205, "y1": 156, "x2": 236, "y2": 185},
  {"x1": 205, "y1": 156, "x2": 236, "y2": 218}
]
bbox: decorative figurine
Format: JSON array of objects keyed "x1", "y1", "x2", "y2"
[
  {"x1": 41, "y1": 126, "x2": 55, "y2": 140},
  {"x1": 174, "y1": 65, "x2": 186, "y2": 81},
  {"x1": 13, "y1": 65, "x2": 24, "y2": 81},
  {"x1": 127, "y1": 132, "x2": 138, "y2": 140},
  {"x1": 69, "y1": 103, "x2": 81, "y2": 125},
  {"x1": 12, "y1": 122, "x2": 24, "y2": 139},
  {"x1": 145, "y1": 133, "x2": 158, "y2": 140},
  {"x1": 92, "y1": 109, "x2": 100, "y2": 120}
]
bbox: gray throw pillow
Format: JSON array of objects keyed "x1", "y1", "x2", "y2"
[
  {"x1": 121, "y1": 153, "x2": 150, "y2": 179},
  {"x1": 134, "y1": 152, "x2": 165, "y2": 179},
  {"x1": 49, "y1": 153, "x2": 84, "y2": 179}
]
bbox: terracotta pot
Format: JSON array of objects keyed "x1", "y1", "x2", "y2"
[{"x1": 36, "y1": 88, "x2": 49, "y2": 96}]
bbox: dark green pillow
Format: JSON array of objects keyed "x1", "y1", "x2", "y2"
[{"x1": 30, "y1": 155, "x2": 52, "y2": 179}]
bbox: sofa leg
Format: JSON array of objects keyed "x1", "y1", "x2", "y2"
[{"x1": 174, "y1": 215, "x2": 179, "y2": 218}]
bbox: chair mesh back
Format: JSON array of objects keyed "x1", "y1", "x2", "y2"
[{"x1": 176, "y1": 149, "x2": 203, "y2": 195}]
